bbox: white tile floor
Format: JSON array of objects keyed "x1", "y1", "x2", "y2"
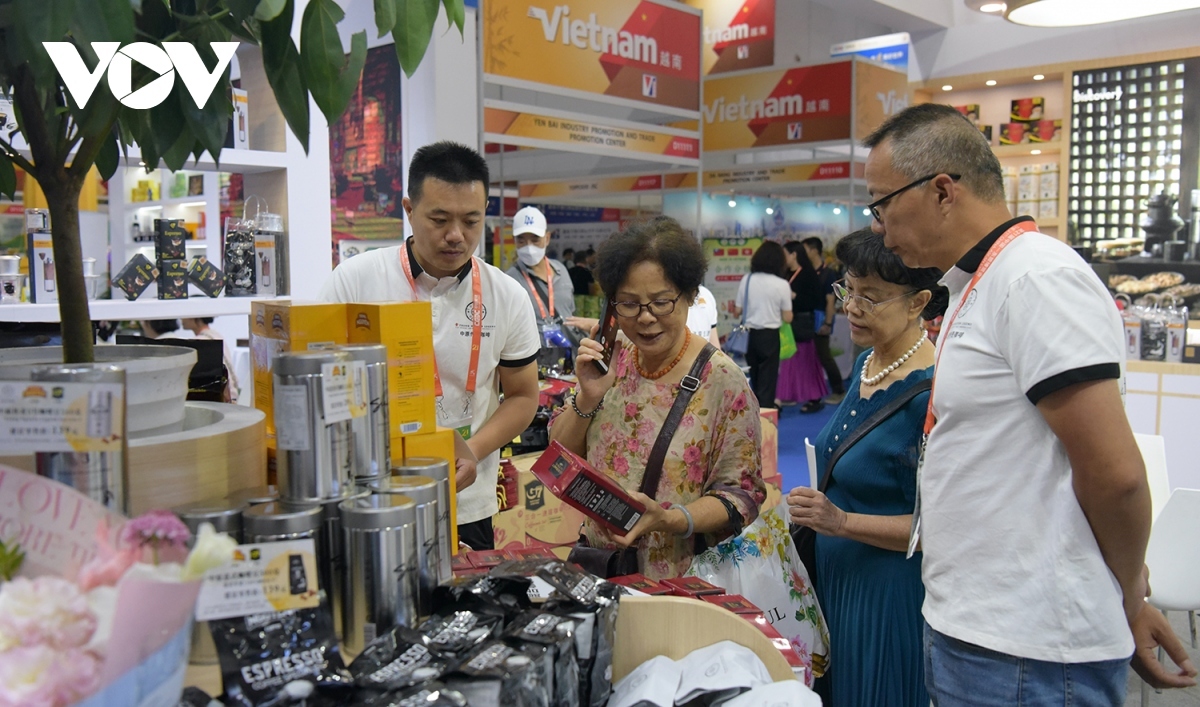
[{"x1": 1127, "y1": 610, "x2": 1200, "y2": 707}]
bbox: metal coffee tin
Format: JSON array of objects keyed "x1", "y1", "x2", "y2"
[
  {"x1": 340, "y1": 493, "x2": 418, "y2": 653},
  {"x1": 393, "y1": 457, "x2": 452, "y2": 582},
  {"x1": 243, "y1": 502, "x2": 322, "y2": 541},
  {"x1": 173, "y1": 498, "x2": 243, "y2": 665},
  {"x1": 30, "y1": 365, "x2": 128, "y2": 514},
  {"x1": 273, "y1": 351, "x2": 355, "y2": 502},
  {"x1": 281, "y1": 489, "x2": 370, "y2": 640},
  {"x1": 340, "y1": 344, "x2": 390, "y2": 480},
  {"x1": 226, "y1": 485, "x2": 279, "y2": 507},
  {"x1": 382, "y1": 475, "x2": 439, "y2": 617}
]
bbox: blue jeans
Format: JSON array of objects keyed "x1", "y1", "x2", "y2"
[{"x1": 924, "y1": 622, "x2": 1129, "y2": 706}]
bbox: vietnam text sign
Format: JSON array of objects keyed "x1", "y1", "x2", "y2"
[
  {"x1": 678, "y1": 161, "x2": 864, "y2": 188},
  {"x1": 702, "y1": 62, "x2": 853, "y2": 151},
  {"x1": 519, "y1": 173, "x2": 692, "y2": 198},
  {"x1": 684, "y1": 0, "x2": 775, "y2": 75},
  {"x1": 485, "y1": 107, "x2": 699, "y2": 162},
  {"x1": 483, "y1": 0, "x2": 701, "y2": 113}
]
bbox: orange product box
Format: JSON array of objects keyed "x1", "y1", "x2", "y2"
[
  {"x1": 250, "y1": 300, "x2": 348, "y2": 437},
  {"x1": 701, "y1": 594, "x2": 762, "y2": 614},
  {"x1": 401, "y1": 426, "x2": 460, "y2": 552},
  {"x1": 530, "y1": 441, "x2": 645, "y2": 536},
  {"x1": 347, "y1": 302, "x2": 436, "y2": 439}
]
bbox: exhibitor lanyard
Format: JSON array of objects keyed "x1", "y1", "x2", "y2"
[
  {"x1": 521, "y1": 261, "x2": 555, "y2": 319},
  {"x1": 907, "y1": 219, "x2": 1037, "y2": 558},
  {"x1": 398, "y1": 242, "x2": 483, "y2": 399}
]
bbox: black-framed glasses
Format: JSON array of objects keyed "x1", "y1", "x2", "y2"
[
  {"x1": 613, "y1": 294, "x2": 683, "y2": 319},
  {"x1": 832, "y1": 281, "x2": 916, "y2": 315},
  {"x1": 866, "y1": 173, "x2": 961, "y2": 222}
]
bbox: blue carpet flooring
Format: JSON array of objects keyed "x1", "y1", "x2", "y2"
[{"x1": 774, "y1": 401, "x2": 839, "y2": 494}]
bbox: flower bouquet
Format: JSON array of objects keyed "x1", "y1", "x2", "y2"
[{"x1": 0, "y1": 463, "x2": 235, "y2": 706}]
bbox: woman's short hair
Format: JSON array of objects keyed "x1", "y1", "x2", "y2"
[
  {"x1": 750, "y1": 241, "x2": 786, "y2": 277},
  {"x1": 595, "y1": 216, "x2": 706, "y2": 299},
  {"x1": 834, "y1": 229, "x2": 948, "y2": 319},
  {"x1": 784, "y1": 241, "x2": 814, "y2": 273}
]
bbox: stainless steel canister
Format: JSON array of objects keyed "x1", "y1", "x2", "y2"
[
  {"x1": 340, "y1": 494, "x2": 418, "y2": 653},
  {"x1": 340, "y1": 344, "x2": 390, "y2": 480},
  {"x1": 226, "y1": 485, "x2": 279, "y2": 507},
  {"x1": 281, "y1": 489, "x2": 370, "y2": 640},
  {"x1": 243, "y1": 503, "x2": 326, "y2": 613},
  {"x1": 393, "y1": 457, "x2": 452, "y2": 582},
  {"x1": 173, "y1": 499, "x2": 243, "y2": 665},
  {"x1": 273, "y1": 351, "x2": 355, "y2": 502},
  {"x1": 381, "y1": 476, "x2": 439, "y2": 618},
  {"x1": 30, "y1": 365, "x2": 128, "y2": 514}
]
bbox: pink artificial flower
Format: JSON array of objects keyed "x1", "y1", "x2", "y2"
[
  {"x1": 119, "y1": 510, "x2": 191, "y2": 564},
  {"x1": 78, "y1": 518, "x2": 139, "y2": 591},
  {"x1": 0, "y1": 577, "x2": 97, "y2": 650},
  {"x1": 0, "y1": 645, "x2": 101, "y2": 707}
]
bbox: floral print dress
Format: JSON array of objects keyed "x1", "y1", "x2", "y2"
[{"x1": 554, "y1": 345, "x2": 767, "y2": 580}]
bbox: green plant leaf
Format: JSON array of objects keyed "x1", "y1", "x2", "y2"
[
  {"x1": 69, "y1": 0, "x2": 136, "y2": 44},
  {"x1": 392, "y1": 0, "x2": 440, "y2": 78},
  {"x1": 300, "y1": 0, "x2": 366, "y2": 125},
  {"x1": 254, "y1": 0, "x2": 287, "y2": 22},
  {"x1": 373, "y1": 0, "x2": 396, "y2": 38},
  {"x1": 8, "y1": 0, "x2": 73, "y2": 89},
  {"x1": 260, "y1": 0, "x2": 309, "y2": 153},
  {"x1": 226, "y1": 0, "x2": 259, "y2": 22},
  {"x1": 442, "y1": 0, "x2": 464, "y2": 35},
  {"x1": 94, "y1": 129, "x2": 119, "y2": 181},
  {"x1": 180, "y1": 82, "x2": 229, "y2": 164},
  {"x1": 0, "y1": 152, "x2": 16, "y2": 201},
  {"x1": 161, "y1": 130, "x2": 196, "y2": 172},
  {"x1": 150, "y1": 88, "x2": 187, "y2": 160}
]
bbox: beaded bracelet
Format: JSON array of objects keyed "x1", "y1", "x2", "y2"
[{"x1": 570, "y1": 393, "x2": 603, "y2": 419}]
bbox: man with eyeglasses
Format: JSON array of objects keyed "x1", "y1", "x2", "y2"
[{"x1": 863, "y1": 103, "x2": 1195, "y2": 703}]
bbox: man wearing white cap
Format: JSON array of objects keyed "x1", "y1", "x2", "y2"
[{"x1": 505, "y1": 206, "x2": 576, "y2": 325}]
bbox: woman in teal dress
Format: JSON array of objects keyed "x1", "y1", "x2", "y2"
[{"x1": 788, "y1": 229, "x2": 947, "y2": 706}]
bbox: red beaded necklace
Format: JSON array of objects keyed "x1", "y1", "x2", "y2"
[{"x1": 636, "y1": 331, "x2": 692, "y2": 380}]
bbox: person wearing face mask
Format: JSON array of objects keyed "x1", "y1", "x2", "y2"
[
  {"x1": 318, "y1": 142, "x2": 542, "y2": 551},
  {"x1": 506, "y1": 206, "x2": 579, "y2": 368}
]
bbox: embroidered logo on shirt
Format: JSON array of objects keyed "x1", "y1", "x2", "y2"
[
  {"x1": 464, "y1": 302, "x2": 488, "y2": 322},
  {"x1": 958, "y1": 290, "x2": 978, "y2": 319}
]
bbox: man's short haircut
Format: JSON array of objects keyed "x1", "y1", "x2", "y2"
[
  {"x1": 595, "y1": 216, "x2": 706, "y2": 300},
  {"x1": 863, "y1": 103, "x2": 1006, "y2": 204},
  {"x1": 407, "y1": 141, "x2": 490, "y2": 204},
  {"x1": 574, "y1": 251, "x2": 590, "y2": 265},
  {"x1": 801, "y1": 237, "x2": 824, "y2": 253}
]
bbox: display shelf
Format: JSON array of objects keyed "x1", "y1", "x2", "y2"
[
  {"x1": 119, "y1": 146, "x2": 289, "y2": 175},
  {"x1": 0, "y1": 296, "x2": 285, "y2": 323},
  {"x1": 125, "y1": 197, "x2": 210, "y2": 211},
  {"x1": 993, "y1": 142, "x2": 1062, "y2": 158}
]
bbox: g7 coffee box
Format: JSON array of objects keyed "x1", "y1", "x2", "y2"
[
  {"x1": 530, "y1": 441, "x2": 645, "y2": 536},
  {"x1": 609, "y1": 573, "x2": 672, "y2": 595},
  {"x1": 660, "y1": 577, "x2": 724, "y2": 597}
]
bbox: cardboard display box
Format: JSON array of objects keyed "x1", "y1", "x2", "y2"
[
  {"x1": 400, "y1": 425, "x2": 460, "y2": 551},
  {"x1": 347, "y1": 302, "x2": 437, "y2": 440}
]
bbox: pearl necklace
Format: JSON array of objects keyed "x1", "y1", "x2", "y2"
[{"x1": 860, "y1": 334, "x2": 927, "y2": 387}]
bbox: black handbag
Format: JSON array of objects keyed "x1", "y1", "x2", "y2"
[
  {"x1": 791, "y1": 379, "x2": 932, "y2": 590},
  {"x1": 568, "y1": 342, "x2": 718, "y2": 578}
]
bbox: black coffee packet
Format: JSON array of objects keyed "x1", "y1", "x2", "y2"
[
  {"x1": 347, "y1": 682, "x2": 469, "y2": 707},
  {"x1": 419, "y1": 610, "x2": 504, "y2": 659},
  {"x1": 545, "y1": 582, "x2": 622, "y2": 707},
  {"x1": 431, "y1": 575, "x2": 532, "y2": 619},
  {"x1": 350, "y1": 625, "x2": 452, "y2": 692},
  {"x1": 489, "y1": 558, "x2": 558, "y2": 579},
  {"x1": 155, "y1": 218, "x2": 188, "y2": 260},
  {"x1": 209, "y1": 607, "x2": 352, "y2": 707},
  {"x1": 536, "y1": 561, "x2": 601, "y2": 605},
  {"x1": 176, "y1": 686, "x2": 219, "y2": 707},
  {"x1": 445, "y1": 641, "x2": 552, "y2": 707},
  {"x1": 157, "y1": 258, "x2": 188, "y2": 299},
  {"x1": 112, "y1": 253, "x2": 158, "y2": 301},
  {"x1": 504, "y1": 611, "x2": 579, "y2": 707},
  {"x1": 188, "y1": 255, "x2": 225, "y2": 297}
]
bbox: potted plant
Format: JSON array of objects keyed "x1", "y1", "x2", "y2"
[{"x1": 0, "y1": 0, "x2": 465, "y2": 364}]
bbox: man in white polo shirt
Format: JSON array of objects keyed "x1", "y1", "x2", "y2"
[
  {"x1": 319, "y1": 141, "x2": 541, "y2": 550},
  {"x1": 863, "y1": 103, "x2": 1196, "y2": 702}
]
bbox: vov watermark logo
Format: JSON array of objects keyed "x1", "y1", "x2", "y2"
[{"x1": 42, "y1": 41, "x2": 239, "y2": 110}]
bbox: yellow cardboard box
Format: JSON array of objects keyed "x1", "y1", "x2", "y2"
[
  {"x1": 250, "y1": 301, "x2": 348, "y2": 436},
  {"x1": 346, "y1": 303, "x2": 436, "y2": 440},
  {"x1": 401, "y1": 426, "x2": 460, "y2": 551}
]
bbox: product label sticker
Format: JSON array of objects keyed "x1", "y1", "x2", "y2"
[
  {"x1": 0, "y1": 381, "x2": 124, "y2": 453},
  {"x1": 274, "y1": 384, "x2": 311, "y2": 451},
  {"x1": 321, "y1": 360, "x2": 367, "y2": 424},
  {"x1": 195, "y1": 539, "x2": 321, "y2": 621}
]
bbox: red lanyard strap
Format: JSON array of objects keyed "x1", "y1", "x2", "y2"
[
  {"x1": 521, "y1": 260, "x2": 555, "y2": 319},
  {"x1": 399, "y1": 243, "x2": 483, "y2": 397},
  {"x1": 924, "y1": 221, "x2": 1038, "y2": 436}
]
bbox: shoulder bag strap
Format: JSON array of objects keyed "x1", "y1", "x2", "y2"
[
  {"x1": 818, "y1": 378, "x2": 932, "y2": 493},
  {"x1": 639, "y1": 342, "x2": 718, "y2": 499},
  {"x1": 739, "y1": 275, "x2": 751, "y2": 326}
]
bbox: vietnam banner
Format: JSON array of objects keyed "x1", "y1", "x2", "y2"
[
  {"x1": 677, "y1": 161, "x2": 865, "y2": 188},
  {"x1": 483, "y1": 0, "x2": 701, "y2": 113},
  {"x1": 485, "y1": 106, "x2": 700, "y2": 162},
  {"x1": 702, "y1": 61, "x2": 853, "y2": 151},
  {"x1": 684, "y1": 0, "x2": 775, "y2": 75},
  {"x1": 519, "y1": 172, "x2": 692, "y2": 198}
]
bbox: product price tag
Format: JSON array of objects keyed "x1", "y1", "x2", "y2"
[
  {"x1": 0, "y1": 381, "x2": 124, "y2": 453},
  {"x1": 274, "y1": 383, "x2": 310, "y2": 451},
  {"x1": 321, "y1": 360, "x2": 367, "y2": 424},
  {"x1": 195, "y1": 539, "x2": 320, "y2": 621}
]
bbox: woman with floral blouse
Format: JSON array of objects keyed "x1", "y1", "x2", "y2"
[{"x1": 550, "y1": 216, "x2": 766, "y2": 580}]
